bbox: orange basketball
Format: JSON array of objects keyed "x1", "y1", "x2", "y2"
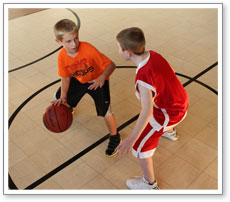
[{"x1": 43, "y1": 104, "x2": 73, "y2": 133}]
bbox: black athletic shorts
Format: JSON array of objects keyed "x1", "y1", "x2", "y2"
[{"x1": 55, "y1": 77, "x2": 111, "y2": 117}]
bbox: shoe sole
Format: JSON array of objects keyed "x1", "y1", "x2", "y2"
[
  {"x1": 72, "y1": 109, "x2": 76, "y2": 115},
  {"x1": 105, "y1": 138, "x2": 122, "y2": 158},
  {"x1": 161, "y1": 136, "x2": 178, "y2": 141},
  {"x1": 126, "y1": 178, "x2": 160, "y2": 190},
  {"x1": 105, "y1": 151, "x2": 118, "y2": 158}
]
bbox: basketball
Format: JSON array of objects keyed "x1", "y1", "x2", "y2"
[{"x1": 43, "y1": 104, "x2": 73, "y2": 133}]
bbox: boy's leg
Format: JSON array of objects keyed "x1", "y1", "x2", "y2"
[
  {"x1": 126, "y1": 156, "x2": 159, "y2": 190},
  {"x1": 104, "y1": 108, "x2": 121, "y2": 157},
  {"x1": 104, "y1": 112, "x2": 117, "y2": 136},
  {"x1": 139, "y1": 157, "x2": 155, "y2": 184},
  {"x1": 87, "y1": 81, "x2": 121, "y2": 157},
  {"x1": 167, "y1": 128, "x2": 173, "y2": 133},
  {"x1": 126, "y1": 123, "x2": 161, "y2": 189}
]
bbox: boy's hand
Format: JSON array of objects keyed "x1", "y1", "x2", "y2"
[
  {"x1": 88, "y1": 74, "x2": 106, "y2": 90},
  {"x1": 51, "y1": 97, "x2": 67, "y2": 106},
  {"x1": 115, "y1": 136, "x2": 136, "y2": 155}
]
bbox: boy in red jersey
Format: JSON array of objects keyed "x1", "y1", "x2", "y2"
[
  {"x1": 115, "y1": 27, "x2": 189, "y2": 189},
  {"x1": 52, "y1": 19, "x2": 120, "y2": 157}
]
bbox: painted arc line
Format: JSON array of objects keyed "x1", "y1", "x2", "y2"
[{"x1": 8, "y1": 8, "x2": 81, "y2": 73}]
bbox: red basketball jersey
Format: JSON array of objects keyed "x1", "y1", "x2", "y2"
[{"x1": 135, "y1": 50, "x2": 189, "y2": 128}]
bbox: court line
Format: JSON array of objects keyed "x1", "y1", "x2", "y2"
[
  {"x1": 8, "y1": 47, "x2": 62, "y2": 73},
  {"x1": 8, "y1": 62, "x2": 218, "y2": 189},
  {"x1": 182, "y1": 62, "x2": 218, "y2": 88}
]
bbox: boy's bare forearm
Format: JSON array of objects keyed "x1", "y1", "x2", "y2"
[
  {"x1": 61, "y1": 77, "x2": 70, "y2": 98},
  {"x1": 101, "y1": 62, "x2": 116, "y2": 78}
]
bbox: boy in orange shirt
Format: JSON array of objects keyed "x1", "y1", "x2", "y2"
[{"x1": 52, "y1": 19, "x2": 120, "y2": 157}]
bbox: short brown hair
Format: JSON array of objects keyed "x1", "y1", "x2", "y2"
[
  {"x1": 54, "y1": 19, "x2": 78, "y2": 41},
  {"x1": 116, "y1": 27, "x2": 145, "y2": 55}
]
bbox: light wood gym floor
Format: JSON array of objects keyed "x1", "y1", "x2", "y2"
[{"x1": 7, "y1": 6, "x2": 220, "y2": 193}]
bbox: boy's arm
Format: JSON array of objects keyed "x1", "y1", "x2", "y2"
[
  {"x1": 88, "y1": 61, "x2": 116, "y2": 90},
  {"x1": 116, "y1": 84, "x2": 153, "y2": 154},
  {"x1": 51, "y1": 77, "x2": 70, "y2": 106}
]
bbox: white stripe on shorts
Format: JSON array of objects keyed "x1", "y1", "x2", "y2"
[{"x1": 132, "y1": 128, "x2": 157, "y2": 159}]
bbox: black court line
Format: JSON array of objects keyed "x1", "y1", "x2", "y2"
[
  {"x1": 8, "y1": 47, "x2": 63, "y2": 73},
  {"x1": 8, "y1": 175, "x2": 17, "y2": 190},
  {"x1": 176, "y1": 72, "x2": 218, "y2": 95},
  {"x1": 8, "y1": 63, "x2": 218, "y2": 189},
  {"x1": 182, "y1": 62, "x2": 218, "y2": 88},
  {"x1": 67, "y1": 8, "x2": 81, "y2": 29}
]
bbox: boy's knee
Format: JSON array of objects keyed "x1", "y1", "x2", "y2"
[{"x1": 104, "y1": 105, "x2": 113, "y2": 117}]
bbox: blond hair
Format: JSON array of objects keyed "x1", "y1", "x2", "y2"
[
  {"x1": 54, "y1": 19, "x2": 78, "y2": 41},
  {"x1": 116, "y1": 27, "x2": 145, "y2": 55}
]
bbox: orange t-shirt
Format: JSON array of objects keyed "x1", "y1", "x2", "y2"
[{"x1": 58, "y1": 42, "x2": 112, "y2": 83}]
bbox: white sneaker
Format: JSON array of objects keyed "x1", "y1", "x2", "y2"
[
  {"x1": 161, "y1": 129, "x2": 178, "y2": 141},
  {"x1": 126, "y1": 176, "x2": 159, "y2": 190}
]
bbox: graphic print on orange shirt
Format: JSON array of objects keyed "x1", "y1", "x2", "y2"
[{"x1": 65, "y1": 58, "x2": 95, "y2": 77}]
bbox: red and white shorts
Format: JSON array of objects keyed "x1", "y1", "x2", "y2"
[{"x1": 132, "y1": 112, "x2": 187, "y2": 159}]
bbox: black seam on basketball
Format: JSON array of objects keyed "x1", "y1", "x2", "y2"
[
  {"x1": 52, "y1": 105, "x2": 63, "y2": 132},
  {"x1": 64, "y1": 106, "x2": 70, "y2": 131},
  {"x1": 64, "y1": 107, "x2": 68, "y2": 130},
  {"x1": 43, "y1": 114, "x2": 49, "y2": 129},
  {"x1": 45, "y1": 113, "x2": 51, "y2": 131},
  {"x1": 48, "y1": 108, "x2": 55, "y2": 127}
]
